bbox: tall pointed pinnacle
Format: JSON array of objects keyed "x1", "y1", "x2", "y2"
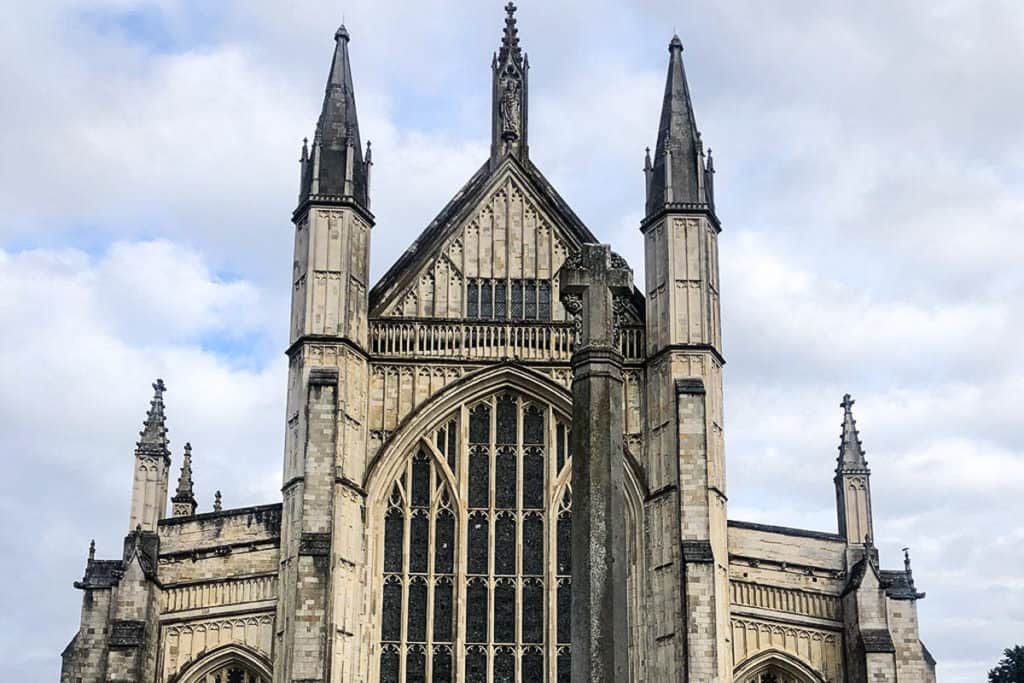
[
  {"x1": 837, "y1": 393, "x2": 869, "y2": 471},
  {"x1": 299, "y1": 21, "x2": 370, "y2": 211},
  {"x1": 499, "y1": 2, "x2": 523, "y2": 66},
  {"x1": 135, "y1": 379, "x2": 170, "y2": 462},
  {"x1": 646, "y1": 34, "x2": 714, "y2": 217},
  {"x1": 171, "y1": 442, "x2": 197, "y2": 517},
  {"x1": 490, "y1": 2, "x2": 529, "y2": 166}
]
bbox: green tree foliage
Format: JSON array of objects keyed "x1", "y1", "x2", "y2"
[{"x1": 989, "y1": 646, "x2": 1024, "y2": 683}]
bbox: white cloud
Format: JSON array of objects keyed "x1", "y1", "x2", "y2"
[
  {"x1": 1, "y1": 1, "x2": 1022, "y2": 681},
  {"x1": 0, "y1": 241, "x2": 284, "y2": 677}
]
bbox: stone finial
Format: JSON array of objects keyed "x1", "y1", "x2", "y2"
[
  {"x1": 135, "y1": 379, "x2": 170, "y2": 462},
  {"x1": 837, "y1": 393, "x2": 868, "y2": 471},
  {"x1": 213, "y1": 490, "x2": 222, "y2": 512},
  {"x1": 88, "y1": 539, "x2": 95, "y2": 562},
  {"x1": 499, "y1": 2, "x2": 523, "y2": 66},
  {"x1": 172, "y1": 442, "x2": 197, "y2": 517}
]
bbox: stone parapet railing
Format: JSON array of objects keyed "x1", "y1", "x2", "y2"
[
  {"x1": 161, "y1": 574, "x2": 277, "y2": 613},
  {"x1": 730, "y1": 579, "x2": 841, "y2": 622},
  {"x1": 369, "y1": 319, "x2": 645, "y2": 363}
]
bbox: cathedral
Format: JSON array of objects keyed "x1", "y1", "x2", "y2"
[{"x1": 59, "y1": 6, "x2": 936, "y2": 683}]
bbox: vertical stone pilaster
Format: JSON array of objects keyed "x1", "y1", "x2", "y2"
[
  {"x1": 279, "y1": 199, "x2": 373, "y2": 683},
  {"x1": 279, "y1": 368, "x2": 339, "y2": 683},
  {"x1": 560, "y1": 243, "x2": 632, "y2": 683},
  {"x1": 676, "y1": 379, "x2": 728, "y2": 681}
]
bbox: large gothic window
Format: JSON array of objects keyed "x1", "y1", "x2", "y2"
[{"x1": 378, "y1": 391, "x2": 574, "y2": 683}]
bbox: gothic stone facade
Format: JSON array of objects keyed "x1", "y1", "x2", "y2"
[{"x1": 60, "y1": 8, "x2": 936, "y2": 683}]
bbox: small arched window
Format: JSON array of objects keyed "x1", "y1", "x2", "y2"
[{"x1": 194, "y1": 663, "x2": 267, "y2": 683}]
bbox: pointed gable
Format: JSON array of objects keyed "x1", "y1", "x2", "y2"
[{"x1": 369, "y1": 157, "x2": 605, "y2": 321}]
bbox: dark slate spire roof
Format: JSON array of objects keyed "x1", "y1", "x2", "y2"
[
  {"x1": 299, "y1": 23, "x2": 369, "y2": 210},
  {"x1": 135, "y1": 379, "x2": 170, "y2": 462},
  {"x1": 172, "y1": 442, "x2": 196, "y2": 507},
  {"x1": 646, "y1": 35, "x2": 714, "y2": 217},
  {"x1": 837, "y1": 393, "x2": 869, "y2": 472}
]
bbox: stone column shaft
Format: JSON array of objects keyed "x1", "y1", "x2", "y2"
[
  {"x1": 560, "y1": 243, "x2": 632, "y2": 683},
  {"x1": 569, "y1": 346, "x2": 629, "y2": 682}
]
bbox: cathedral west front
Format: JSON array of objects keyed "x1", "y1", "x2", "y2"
[{"x1": 60, "y1": 6, "x2": 936, "y2": 682}]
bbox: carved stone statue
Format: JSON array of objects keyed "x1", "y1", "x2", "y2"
[{"x1": 500, "y1": 77, "x2": 521, "y2": 140}]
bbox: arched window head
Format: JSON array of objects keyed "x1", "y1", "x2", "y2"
[{"x1": 174, "y1": 646, "x2": 273, "y2": 683}]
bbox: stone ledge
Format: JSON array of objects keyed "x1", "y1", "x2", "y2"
[
  {"x1": 108, "y1": 620, "x2": 145, "y2": 648},
  {"x1": 675, "y1": 378, "x2": 706, "y2": 395},
  {"x1": 299, "y1": 532, "x2": 331, "y2": 556},
  {"x1": 862, "y1": 628, "x2": 896, "y2": 653},
  {"x1": 682, "y1": 540, "x2": 714, "y2": 563},
  {"x1": 309, "y1": 366, "x2": 340, "y2": 386}
]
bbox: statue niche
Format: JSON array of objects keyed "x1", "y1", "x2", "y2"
[{"x1": 499, "y1": 74, "x2": 521, "y2": 141}]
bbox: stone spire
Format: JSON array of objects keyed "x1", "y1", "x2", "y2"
[
  {"x1": 646, "y1": 34, "x2": 714, "y2": 217},
  {"x1": 299, "y1": 22, "x2": 370, "y2": 210},
  {"x1": 491, "y1": 2, "x2": 529, "y2": 166},
  {"x1": 213, "y1": 490, "x2": 222, "y2": 512},
  {"x1": 128, "y1": 379, "x2": 172, "y2": 531},
  {"x1": 837, "y1": 393, "x2": 869, "y2": 472},
  {"x1": 135, "y1": 379, "x2": 170, "y2": 461},
  {"x1": 171, "y1": 442, "x2": 197, "y2": 517},
  {"x1": 835, "y1": 393, "x2": 875, "y2": 548}
]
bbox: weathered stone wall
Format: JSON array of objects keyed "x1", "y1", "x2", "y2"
[
  {"x1": 61, "y1": 586, "x2": 115, "y2": 683},
  {"x1": 887, "y1": 597, "x2": 935, "y2": 682},
  {"x1": 154, "y1": 505, "x2": 281, "y2": 681},
  {"x1": 727, "y1": 522, "x2": 848, "y2": 681}
]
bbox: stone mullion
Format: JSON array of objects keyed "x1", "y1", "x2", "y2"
[
  {"x1": 545, "y1": 404, "x2": 560, "y2": 683},
  {"x1": 515, "y1": 397, "x2": 525, "y2": 683},
  {"x1": 454, "y1": 404, "x2": 469, "y2": 682},
  {"x1": 425, "y1": 462, "x2": 438, "y2": 683},
  {"x1": 399, "y1": 461, "x2": 411, "y2": 683},
  {"x1": 487, "y1": 395, "x2": 497, "y2": 683}
]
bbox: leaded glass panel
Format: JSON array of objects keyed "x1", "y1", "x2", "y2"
[{"x1": 377, "y1": 392, "x2": 576, "y2": 682}]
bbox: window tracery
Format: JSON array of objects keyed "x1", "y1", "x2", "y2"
[{"x1": 377, "y1": 391, "x2": 574, "y2": 683}]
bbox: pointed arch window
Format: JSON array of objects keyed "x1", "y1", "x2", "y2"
[{"x1": 377, "y1": 391, "x2": 574, "y2": 683}]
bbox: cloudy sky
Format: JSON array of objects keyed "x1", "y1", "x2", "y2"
[{"x1": 1, "y1": 1, "x2": 1021, "y2": 681}]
